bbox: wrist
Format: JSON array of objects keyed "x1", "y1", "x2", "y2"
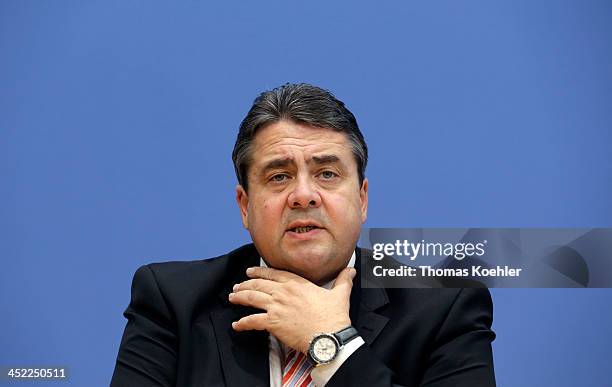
[
  {"x1": 302, "y1": 319, "x2": 351, "y2": 353},
  {"x1": 307, "y1": 326, "x2": 360, "y2": 366}
]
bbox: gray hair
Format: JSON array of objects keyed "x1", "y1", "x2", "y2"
[{"x1": 232, "y1": 83, "x2": 368, "y2": 191}]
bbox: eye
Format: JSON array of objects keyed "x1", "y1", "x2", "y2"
[
  {"x1": 270, "y1": 173, "x2": 290, "y2": 182},
  {"x1": 319, "y1": 170, "x2": 339, "y2": 180}
]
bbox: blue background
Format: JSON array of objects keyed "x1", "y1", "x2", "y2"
[{"x1": 2, "y1": 1, "x2": 611, "y2": 386}]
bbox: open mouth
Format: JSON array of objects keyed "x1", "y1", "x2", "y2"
[
  {"x1": 289, "y1": 226, "x2": 320, "y2": 234},
  {"x1": 286, "y1": 220, "x2": 324, "y2": 237}
]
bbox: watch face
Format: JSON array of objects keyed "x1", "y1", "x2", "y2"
[{"x1": 311, "y1": 335, "x2": 338, "y2": 363}]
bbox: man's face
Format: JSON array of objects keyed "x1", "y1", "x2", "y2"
[{"x1": 236, "y1": 120, "x2": 368, "y2": 284}]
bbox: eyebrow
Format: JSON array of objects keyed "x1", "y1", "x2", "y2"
[
  {"x1": 261, "y1": 158, "x2": 293, "y2": 173},
  {"x1": 311, "y1": 154, "x2": 341, "y2": 165},
  {"x1": 260, "y1": 154, "x2": 343, "y2": 174}
]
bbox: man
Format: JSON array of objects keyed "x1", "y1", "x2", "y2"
[{"x1": 111, "y1": 83, "x2": 496, "y2": 386}]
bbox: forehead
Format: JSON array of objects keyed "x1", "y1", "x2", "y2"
[{"x1": 250, "y1": 120, "x2": 353, "y2": 164}]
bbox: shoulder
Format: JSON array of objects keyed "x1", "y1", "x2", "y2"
[
  {"x1": 128, "y1": 243, "x2": 259, "y2": 314},
  {"x1": 144, "y1": 243, "x2": 257, "y2": 282}
]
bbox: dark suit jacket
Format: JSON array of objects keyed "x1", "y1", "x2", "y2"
[{"x1": 111, "y1": 244, "x2": 496, "y2": 387}]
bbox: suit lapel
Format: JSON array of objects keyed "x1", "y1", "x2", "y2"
[
  {"x1": 210, "y1": 307, "x2": 269, "y2": 387},
  {"x1": 353, "y1": 248, "x2": 390, "y2": 345},
  {"x1": 210, "y1": 246, "x2": 270, "y2": 387}
]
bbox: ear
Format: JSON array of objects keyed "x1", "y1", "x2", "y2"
[
  {"x1": 359, "y1": 178, "x2": 369, "y2": 223},
  {"x1": 236, "y1": 185, "x2": 249, "y2": 229}
]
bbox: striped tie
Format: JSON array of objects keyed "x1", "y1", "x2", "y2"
[{"x1": 282, "y1": 348, "x2": 314, "y2": 387}]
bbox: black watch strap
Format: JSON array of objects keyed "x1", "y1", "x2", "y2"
[{"x1": 333, "y1": 326, "x2": 359, "y2": 346}]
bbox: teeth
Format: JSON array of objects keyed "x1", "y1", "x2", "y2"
[{"x1": 294, "y1": 226, "x2": 316, "y2": 233}]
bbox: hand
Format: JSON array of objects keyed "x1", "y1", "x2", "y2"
[{"x1": 228, "y1": 266, "x2": 356, "y2": 354}]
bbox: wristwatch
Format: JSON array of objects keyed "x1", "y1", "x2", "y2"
[{"x1": 307, "y1": 326, "x2": 359, "y2": 366}]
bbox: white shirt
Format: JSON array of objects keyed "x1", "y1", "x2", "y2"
[{"x1": 260, "y1": 252, "x2": 365, "y2": 387}]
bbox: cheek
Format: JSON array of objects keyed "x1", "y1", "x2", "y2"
[
  {"x1": 326, "y1": 193, "x2": 363, "y2": 223},
  {"x1": 251, "y1": 196, "x2": 285, "y2": 230}
]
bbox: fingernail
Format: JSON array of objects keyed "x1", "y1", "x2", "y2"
[
  {"x1": 228, "y1": 292, "x2": 234, "y2": 299},
  {"x1": 246, "y1": 267, "x2": 255, "y2": 275},
  {"x1": 233, "y1": 284, "x2": 239, "y2": 291},
  {"x1": 232, "y1": 321, "x2": 237, "y2": 329}
]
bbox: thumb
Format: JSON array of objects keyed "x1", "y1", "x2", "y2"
[{"x1": 332, "y1": 267, "x2": 356, "y2": 293}]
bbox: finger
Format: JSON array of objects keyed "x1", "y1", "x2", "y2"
[
  {"x1": 233, "y1": 279, "x2": 280, "y2": 294},
  {"x1": 228, "y1": 290, "x2": 272, "y2": 309},
  {"x1": 332, "y1": 267, "x2": 356, "y2": 294},
  {"x1": 232, "y1": 313, "x2": 268, "y2": 331},
  {"x1": 246, "y1": 266, "x2": 305, "y2": 283}
]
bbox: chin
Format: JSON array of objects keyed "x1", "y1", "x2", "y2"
[
  {"x1": 285, "y1": 251, "x2": 339, "y2": 280},
  {"x1": 286, "y1": 247, "x2": 331, "y2": 265}
]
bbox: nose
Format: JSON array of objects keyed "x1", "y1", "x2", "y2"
[{"x1": 287, "y1": 175, "x2": 321, "y2": 209}]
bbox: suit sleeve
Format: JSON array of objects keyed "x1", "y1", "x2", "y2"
[
  {"x1": 326, "y1": 288, "x2": 496, "y2": 387},
  {"x1": 110, "y1": 265, "x2": 178, "y2": 387}
]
